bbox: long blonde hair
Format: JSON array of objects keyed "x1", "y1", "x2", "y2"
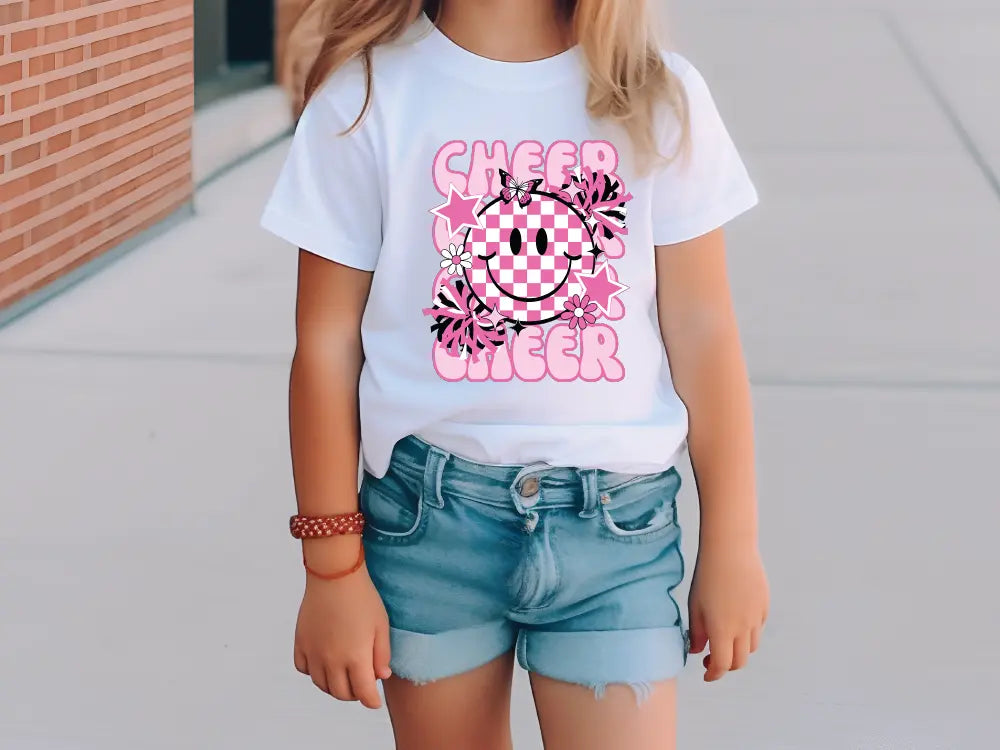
[{"x1": 281, "y1": 0, "x2": 689, "y2": 162}]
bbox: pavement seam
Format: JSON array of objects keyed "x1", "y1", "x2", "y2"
[{"x1": 882, "y1": 11, "x2": 1000, "y2": 202}]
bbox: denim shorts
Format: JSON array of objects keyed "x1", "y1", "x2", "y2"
[{"x1": 360, "y1": 435, "x2": 689, "y2": 700}]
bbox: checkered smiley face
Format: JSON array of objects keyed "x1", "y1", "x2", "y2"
[{"x1": 464, "y1": 192, "x2": 595, "y2": 324}]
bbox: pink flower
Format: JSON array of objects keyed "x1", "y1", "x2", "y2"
[{"x1": 560, "y1": 294, "x2": 598, "y2": 329}]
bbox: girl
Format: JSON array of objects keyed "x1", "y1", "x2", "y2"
[{"x1": 262, "y1": 1, "x2": 769, "y2": 748}]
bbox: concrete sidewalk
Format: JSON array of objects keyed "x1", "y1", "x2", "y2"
[{"x1": 2, "y1": 2, "x2": 999, "y2": 748}]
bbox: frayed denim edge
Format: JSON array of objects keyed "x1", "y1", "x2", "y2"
[{"x1": 591, "y1": 680, "x2": 655, "y2": 705}]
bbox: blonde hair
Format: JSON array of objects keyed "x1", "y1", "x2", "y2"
[{"x1": 280, "y1": 0, "x2": 689, "y2": 162}]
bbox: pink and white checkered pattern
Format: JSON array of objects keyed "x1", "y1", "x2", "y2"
[{"x1": 465, "y1": 195, "x2": 594, "y2": 323}]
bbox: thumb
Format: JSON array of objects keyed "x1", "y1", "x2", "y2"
[
  {"x1": 373, "y1": 621, "x2": 392, "y2": 680},
  {"x1": 688, "y1": 604, "x2": 708, "y2": 655}
]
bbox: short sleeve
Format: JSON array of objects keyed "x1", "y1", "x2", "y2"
[
  {"x1": 651, "y1": 54, "x2": 759, "y2": 246},
  {"x1": 259, "y1": 72, "x2": 382, "y2": 271}
]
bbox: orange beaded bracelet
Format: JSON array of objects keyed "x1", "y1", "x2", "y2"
[{"x1": 289, "y1": 512, "x2": 365, "y2": 539}]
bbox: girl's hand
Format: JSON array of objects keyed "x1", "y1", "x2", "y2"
[
  {"x1": 687, "y1": 541, "x2": 769, "y2": 682},
  {"x1": 293, "y1": 543, "x2": 392, "y2": 708}
]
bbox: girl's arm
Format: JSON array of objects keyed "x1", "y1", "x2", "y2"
[
  {"x1": 290, "y1": 248, "x2": 369, "y2": 569},
  {"x1": 655, "y1": 228, "x2": 769, "y2": 682},
  {"x1": 289, "y1": 249, "x2": 391, "y2": 709}
]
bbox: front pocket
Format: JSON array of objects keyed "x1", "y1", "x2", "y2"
[
  {"x1": 359, "y1": 470, "x2": 427, "y2": 544},
  {"x1": 599, "y1": 468, "x2": 681, "y2": 543}
]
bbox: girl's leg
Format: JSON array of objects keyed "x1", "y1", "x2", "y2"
[
  {"x1": 382, "y1": 649, "x2": 516, "y2": 750},
  {"x1": 529, "y1": 674, "x2": 677, "y2": 750}
]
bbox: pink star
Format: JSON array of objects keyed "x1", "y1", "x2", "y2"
[
  {"x1": 482, "y1": 305, "x2": 506, "y2": 329},
  {"x1": 572, "y1": 263, "x2": 629, "y2": 316},
  {"x1": 430, "y1": 185, "x2": 484, "y2": 238}
]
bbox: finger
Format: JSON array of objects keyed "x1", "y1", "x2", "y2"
[
  {"x1": 328, "y1": 668, "x2": 354, "y2": 701},
  {"x1": 310, "y1": 664, "x2": 331, "y2": 695},
  {"x1": 750, "y1": 626, "x2": 760, "y2": 654},
  {"x1": 730, "y1": 634, "x2": 749, "y2": 671},
  {"x1": 705, "y1": 634, "x2": 733, "y2": 682},
  {"x1": 294, "y1": 648, "x2": 309, "y2": 676},
  {"x1": 349, "y1": 661, "x2": 383, "y2": 710},
  {"x1": 688, "y1": 608, "x2": 708, "y2": 654},
  {"x1": 373, "y1": 623, "x2": 393, "y2": 680}
]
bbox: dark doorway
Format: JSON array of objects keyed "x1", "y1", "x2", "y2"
[
  {"x1": 194, "y1": 0, "x2": 275, "y2": 108},
  {"x1": 228, "y1": 0, "x2": 274, "y2": 65}
]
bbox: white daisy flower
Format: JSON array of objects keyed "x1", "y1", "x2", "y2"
[{"x1": 440, "y1": 243, "x2": 473, "y2": 275}]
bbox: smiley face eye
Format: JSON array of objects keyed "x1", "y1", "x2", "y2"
[
  {"x1": 509, "y1": 227, "x2": 522, "y2": 255},
  {"x1": 535, "y1": 228, "x2": 549, "y2": 255}
]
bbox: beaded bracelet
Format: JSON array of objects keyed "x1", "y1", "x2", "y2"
[{"x1": 289, "y1": 512, "x2": 365, "y2": 539}]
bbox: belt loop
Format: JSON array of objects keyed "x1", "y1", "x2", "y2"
[
  {"x1": 578, "y1": 468, "x2": 599, "y2": 518},
  {"x1": 509, "y1": 464, "x2": 544, "y2": 516},
  {"x1": 422, "y1": 445, "x2": 448, "y2": 509}
]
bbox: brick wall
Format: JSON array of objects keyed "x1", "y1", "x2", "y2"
[{"x1": 0, "y1": 0, "x2": 194, "y2": 312}]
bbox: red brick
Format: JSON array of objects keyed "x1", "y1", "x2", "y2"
[
  {"x1": 7, "y1": 197, "x2": 44, "y2": 228},
  {"x1": 12, "y1": 29, "x2": 39, "y2": 53},
  {"x1": 30, "y1": 108, "x2": 58, "y2": 134},
  {"x1": 74, "y1": 14, "x2": 98, "y2": 34},
  {"x1": 101, "y1": 10, "x2": 124, "y2": 28},
  {"x1": 0, "y1": 2, "x2": 24, "y2": 24},
  {"x1": 76, "y1": 68, "x2": 99, "y2": 88},
  {"x1": 0, "y1": 172, "x2": 27, "y2": 203},
  {"x1": 0, "y1": 121, "x2": 24, "y2": 145},
  {"x1": 0, "y1": 61, "x2": 23, "y2": 86},
  {"x1": 43, "y1": 21, "x2": 70, "y2": 44},
  {"x1": 129, "y1": 49, "x2": 164, "y2": 71},
  {"x1": 0, "y1": 234, "x2": 26, "y2": 262},
  {"x1": 163, "y1": 39, "x2": 193, "y2": 58},
  {"x1": 90, "y1": 38, "x2": 111, "y2": 56},
  {"x1": 31, "y1": 202, "x2": 89, "y2": 243},
  {"x1": 44, "y1": 76, "x2": 74, "y2": 99},
  {"x1": 29, "y1": 0, "x2": 56, "y2": 18},
  {"x1": 45, "y1": 131, "x2": 73, "y2": 154},
  {"x1": 61, "y1": 45, "x2": 85, "y2": 65},
  {"x1": 48, "y1": 181, "x2": 79, "y2": 207},
  {"x1": 29, "y1": 53, "x2": 58, "y2": 76},
  {"x1": 27, "y1": 164, "x2": 57, "y2": 190},
  {"x1": 11, "y1": 143, "x2": 42, "y2": 170},
  {"x1": 12, "y1": 86, "x2": 41, "y2": 110}
]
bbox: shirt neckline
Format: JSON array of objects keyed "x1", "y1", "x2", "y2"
[{"x1": 411, "y1": 13, "x2": 583, "y2": 90}]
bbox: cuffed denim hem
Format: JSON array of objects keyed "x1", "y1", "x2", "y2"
[
  {"x1": 516, "y1": 626, "x2": 688, "y2": 704},
  {"x1": 388, "y1": 621, "x2": 517, "y2": 685}
]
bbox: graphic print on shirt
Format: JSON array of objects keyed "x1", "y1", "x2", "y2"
[{"x1": 425, "y1": 140, "x2": 632, "y2": 382}]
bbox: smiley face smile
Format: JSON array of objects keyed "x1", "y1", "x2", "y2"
[{"x1": 479, "y1": 251, "x2": 580, "y2": 302}]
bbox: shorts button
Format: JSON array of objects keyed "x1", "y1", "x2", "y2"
[{"x1": 520, "y1": 476, "x2": 540, "y2": 497}]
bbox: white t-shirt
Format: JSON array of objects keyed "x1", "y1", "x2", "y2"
[{"x1": 261, "y1": 16, "x2": 758, "y2": 479}]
